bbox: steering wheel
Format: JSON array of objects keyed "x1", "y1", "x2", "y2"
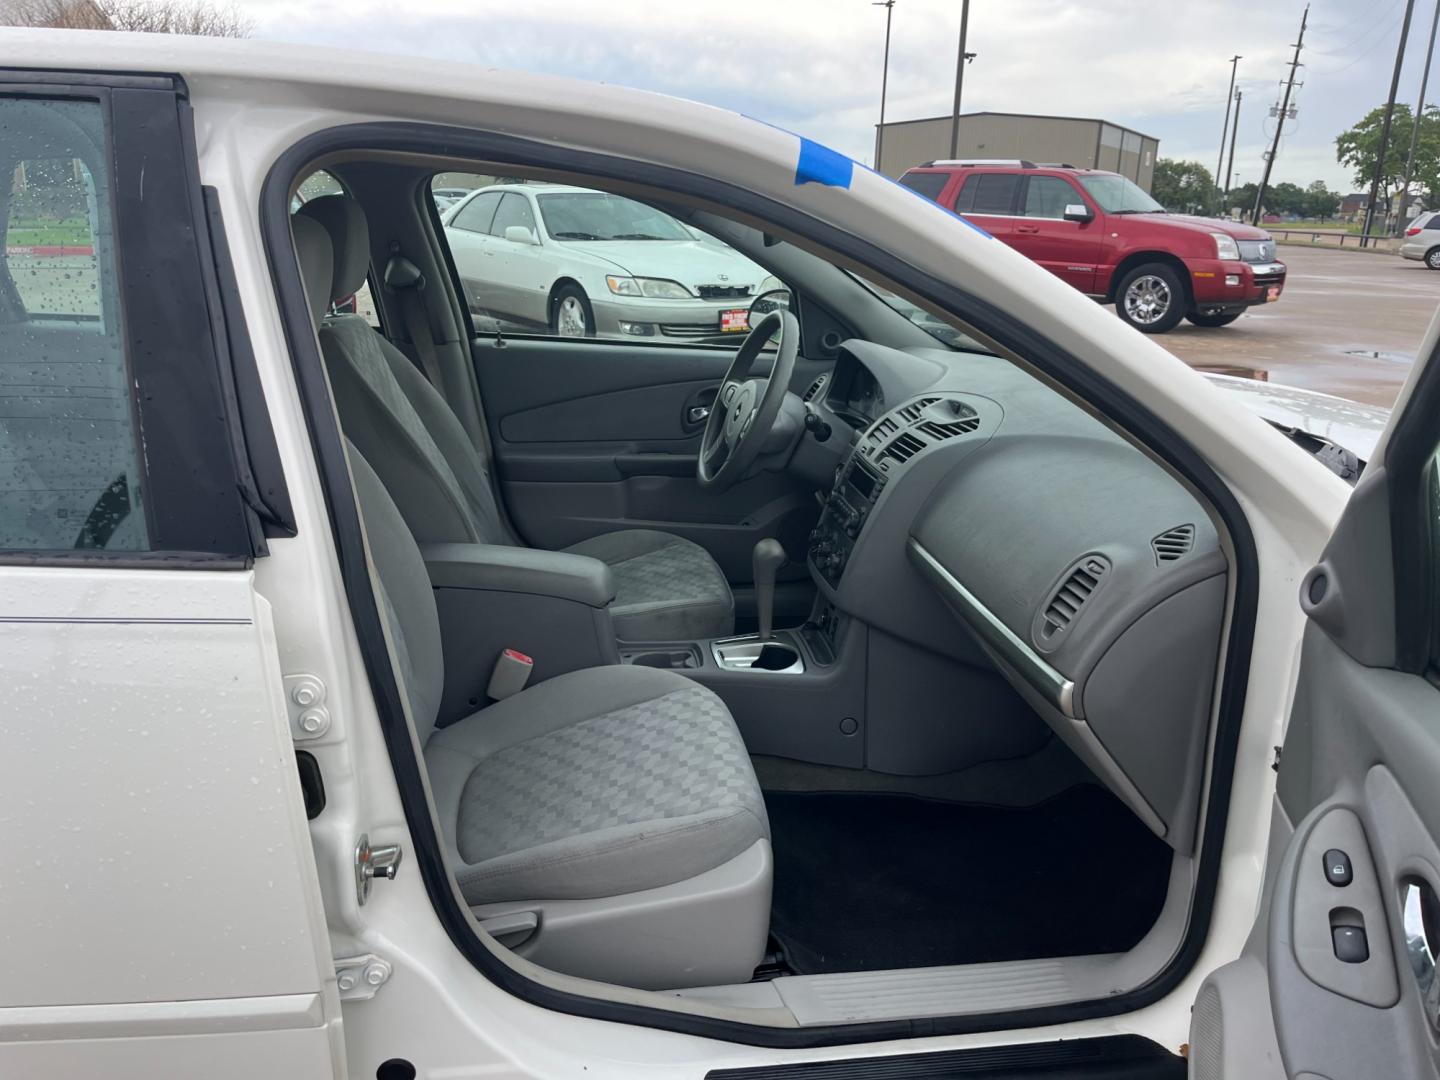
[{"x1": 696, "y1": 309, "x2": 799, "y2": 492}]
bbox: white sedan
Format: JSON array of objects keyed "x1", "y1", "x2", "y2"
[{"x1": 441, "y1": 183, "x2": 782, "y2": 342}]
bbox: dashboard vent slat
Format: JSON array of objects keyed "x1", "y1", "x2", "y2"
[
  {"x1": 1037, "y1": 556, "x2": 1109, "y2": 644},
  {"x1": 879, "y1": 430, "x2": 928, "y2": 470},
  {"x1": 917, "y1": 415, "x2": 980, "y2": 441},
  {"x1": 1152, "y1": 524, "x2": 1195, "y2": 564},
  {"x1": 803, "y1": 373, "x2": 829, "y2": 403},
  {"x1": 896, "y1": 397, "x2": 939, "y2": 423}
]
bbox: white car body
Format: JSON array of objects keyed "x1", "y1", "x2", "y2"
[
  {"x1": 1, "y1": 27, "x2": 1435, "y2": 1080},
  {"x1": 1400, "y1": 210, "x2": 1440, "y2": 266},
  {"x1": 442, "y1": 183, "x2": 775, "y2": 342}
]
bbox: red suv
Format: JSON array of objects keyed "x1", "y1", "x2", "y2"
[{"x1": 899, "y1": 160, "x2": 1286, "y2": 334}]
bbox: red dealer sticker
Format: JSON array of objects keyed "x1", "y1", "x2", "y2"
[{"x1": 720, "y1": 308, "x2": 749, "y2": 333}]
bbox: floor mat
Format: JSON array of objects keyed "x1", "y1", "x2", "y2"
[{"x1": 764, "y1": 785, "x2": 1172, "y2": 975}]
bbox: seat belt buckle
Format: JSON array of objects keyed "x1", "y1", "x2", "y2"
[{"x1": 487, "y1": 648, "x2": 534, "y2": 701}]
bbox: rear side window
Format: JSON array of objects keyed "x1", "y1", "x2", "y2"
[
  {"x1": 451, "y1": 190, "x2": 501, "y2": 233},
  {"x1": 0, "y1": 97, "x2": 146, "y2": 550},
  {"x1": 957, "y1": 173, "x2": 1020, "y2": 215},
  {"x1": 899, "y1": 171, "x2": 949, "y2": 203}
]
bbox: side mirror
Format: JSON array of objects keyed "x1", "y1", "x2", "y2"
[
  {"x1": 748, "y1": 288, "x2": 792, "y2": 326},
  {"x1": 504, "y1": 225, "x2": 538, "y2": 245},
  {"x1": 1063, "y1": 204, "x2": 1094, "y2": 223}
]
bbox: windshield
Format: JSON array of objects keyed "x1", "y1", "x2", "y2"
[
  {"x1": 1078, "y1": 174, "x2": 1164, "y2": 214},
  {"x1": 845, "y1": 270, "x2": 991, "y2": 353},
  {"x1": 536, "y1": 192, "x2": 694, "y2": 241}
]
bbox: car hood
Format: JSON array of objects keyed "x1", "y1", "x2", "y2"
[
  {"x1": 559, "y1": 238, "x2": 769, "y2": 291},
  {"x1": 1202, "y1": 373, "x2": 1389, "y2": 464},
  {"x1": 1150, "y1": 214, "x2": 1273, "y2": 241}
]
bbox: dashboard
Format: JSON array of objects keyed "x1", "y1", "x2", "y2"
[{"x1": 801, "y1": 338, "x2": 1228, "y2": 857}]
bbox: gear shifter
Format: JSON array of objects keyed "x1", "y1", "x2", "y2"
[{"x1": 752, "y1": 538, "x2": 786, "y2": 641}]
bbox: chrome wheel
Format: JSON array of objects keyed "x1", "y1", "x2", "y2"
[
  {"x1": 554, "y1": 294, "x2": 589, "y2": 337},
  {"x1": 1122, "y1": 274, "x2": 1173, "y2": 326},
  {"x1": 1426, "y1": 248, "x2": 1440, "y2": 270}
]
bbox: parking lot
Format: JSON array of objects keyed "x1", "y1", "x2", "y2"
[{"x1": 1160, "y1": 245, "x2": 1434, "y2": 409}]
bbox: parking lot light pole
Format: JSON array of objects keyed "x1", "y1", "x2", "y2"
[
  {"x1": 1397, "y1": 0, "x2": 1440, "y2": 232},
  {"x1": 874, "y1": 0, "x2": 896, "y2": 174},
  {"x1": 1361, "y1": 0, "x2": 1417, "y2": 245},
  {"x1": 1215, "y1": 56, "x2": 1241, "y2": 213},
  {"x1": 1224, "y1": 90, "x2": 1242, "y2": 204},
  {"x1": 948, "y1": 0, "x2": 972, "y2": 158}
]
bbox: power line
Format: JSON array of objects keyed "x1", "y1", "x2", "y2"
[{"x1": 1311, "y1": 4, "x2": 1410, "y2": 72}]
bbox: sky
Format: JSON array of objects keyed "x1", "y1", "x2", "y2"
[{"x1": 236, "y1": 0, "x2": 1432, "y2": 194}]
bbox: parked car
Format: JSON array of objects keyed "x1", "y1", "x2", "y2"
[
  {"x1": 6, "y1": 28, "x2": 1440, "y2": 1080},
  {"x1": 431, "y1": 185, "x2": 471, "y2": 212},
  {"x1": 441, "y1": 183, "x2": 780, "y2": 342},
  {"x1": 1400, "y1": 211, "x2": 1440, "y2": 268},
  {"x1": 899, "y1": 160, "x2": 1287, "y2": 333}
]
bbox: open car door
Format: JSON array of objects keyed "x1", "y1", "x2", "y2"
[{"x1": 1192, "y1": 310, "x2": 1440, "y2": 1078}]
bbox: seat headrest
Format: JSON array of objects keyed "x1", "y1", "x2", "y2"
[
  {"x1": 296, "y1": 194, "x2": 371, "y2": 303},
  {"x1": 292, "y1": 214, "x2": 333, "y2": 327}
]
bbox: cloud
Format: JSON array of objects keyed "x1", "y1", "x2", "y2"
[{"x1": 237, "y1": 0, "x2": 1421, "y2": 190}]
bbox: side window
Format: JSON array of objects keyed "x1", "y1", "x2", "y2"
[
  {"x1": 1023, "y1": 177, "x2": 1080, "y2": 219},
  {"x1": 962, "y1": 174, "x2": 1021, "y2": 215},
  {"x1": 490, "y1": 192, "x2": 536, "y2": 239},
  {"x1": 434, "y1": 180, "x2": 788, "y2": 347},
  {"x1": 899, "y1": 171, "x2": 949, "y2": 204},
  {"x1": 0, "y1": 97, "x2": 147, "y2": 550},
  {"x1": 451, "y1": 191, "x2": 501, "y2": 233}
]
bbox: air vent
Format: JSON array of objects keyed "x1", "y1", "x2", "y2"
[
  {"x1": 1037, "y1": 556, "x2": 1109, "y2": 644},
  {"x1": 879, "y1": 430, "x2": 927, "y2": 470},
  {"x1": 863, "y1": 416, "x2": 899, "y2": 455},
  {"x1": 917, "y1": 414, "x2": 980, "y2": 441},
  {"x1": 803, "y1": 373, "x2": 829, "y2": 402},
  {"x1": 896, "y1": 397, "x2": 939, "y2": 423},
  {"x1": 1152, "y1": 524, "x2": 1195, "y2": 564}
]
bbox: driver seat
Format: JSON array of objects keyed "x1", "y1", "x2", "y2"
[{"x1": 296, "y1": 196, "x2": 733, "y2": 641}]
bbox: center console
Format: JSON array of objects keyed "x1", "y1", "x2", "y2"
[{"x1": 808, "y1": 453, "x2": 886, "y2": 585}]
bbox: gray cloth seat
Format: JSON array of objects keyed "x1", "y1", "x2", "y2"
[
  {"x1": 296, "y1": 195, "x2": 734, "y2": 641},
  {"x1": 328, "y1": 424, "x2": 772, "y2": 987}
]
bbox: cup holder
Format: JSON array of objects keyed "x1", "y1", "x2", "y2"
[
  {"x1": 623, "y1": 646, "x2": 700, "y2": 670},
  {"x1": 711, "y1": 636, "x2": 804, "y2": 674}
]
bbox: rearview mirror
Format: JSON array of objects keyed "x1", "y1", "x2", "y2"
[
  {"x1": 1063, "y1": 203, "x2": 1093, "y2": 223},
  {"x1": 504, "y1": 225, "x2": 538, "y2": 245}
]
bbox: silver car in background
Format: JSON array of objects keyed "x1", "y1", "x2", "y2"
[
  {"x1": 1400, "y1": 211, "x2": 1440, "y2": 269},
  {"x1": 441, "y1": 183, "x2": 781, "y2": 342}
]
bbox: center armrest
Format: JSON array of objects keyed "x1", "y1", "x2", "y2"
[{"x1": 419, "y1": 543, "x2": 616, "y2": 609}]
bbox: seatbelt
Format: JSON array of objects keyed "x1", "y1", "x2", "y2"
[{"x1": 384, "y1": 254, "x2": 445, "y2": 389}]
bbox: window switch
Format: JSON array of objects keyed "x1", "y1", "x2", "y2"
[
  {"x1": 1333, "y1": 925, "x2": 1369, "y2": 964},
  {"x1": 1323, "y1": 849, "x2": 1353, "y2": 887}
]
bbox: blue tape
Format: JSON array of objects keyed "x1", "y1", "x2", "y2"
[{"x1": 795, "y1": 138, "x2": 854, "y2": 189}]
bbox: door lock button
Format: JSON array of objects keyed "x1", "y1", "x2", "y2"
[
  {"x1": 1332, "y1": 925, "x2": 1369, "y2": 964},
  {"x1": 1323, "y1": 848, "x2": 1353, "y2": 887}
]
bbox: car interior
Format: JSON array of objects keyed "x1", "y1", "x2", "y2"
[{"x1": 286, "y1": 155, "x2": 1234, "y2": 1027}]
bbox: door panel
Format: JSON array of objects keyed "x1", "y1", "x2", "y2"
[{"x1": 473, "y1": 335, "x2": 824, "y2": 583}]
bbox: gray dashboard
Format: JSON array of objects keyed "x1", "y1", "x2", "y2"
[{"x1": 806, "y1": 339, "x2": 1229, "y2": 854}]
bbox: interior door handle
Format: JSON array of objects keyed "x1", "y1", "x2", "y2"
[{"x1": 688, "y1": 405, "x2": 711, "y2": 423}]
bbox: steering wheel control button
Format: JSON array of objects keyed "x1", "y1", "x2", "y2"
[
  {"x1": 1332, "y1": 925, "x2": 1369, "y2": 964},
  {"x1": 1323, "y1": 849, "x2": 1353, "y2": 887}
]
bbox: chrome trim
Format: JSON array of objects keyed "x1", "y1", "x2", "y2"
[
  {"x1": 1246, "y1": 262, "x2": 1286, "y2": 275},
  {"x1": 907, "y1": 538, "x2": 1078, "y2": 718}
]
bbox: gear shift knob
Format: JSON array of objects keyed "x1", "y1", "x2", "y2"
[{"x1": 752, "y1": 538, "x2": 786, "y2": 641}]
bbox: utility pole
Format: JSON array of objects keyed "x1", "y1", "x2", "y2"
[
  {"x1": 873, "y1": 0, "x2": 896, "y2": 173},
  {"x1": 1225, "y1": 90, "x2": 1243, "y2": 209},
  {"x1": 1215, "y1": 55, "x2": 1242, "y2": 213},
  {"x1": 948, "y1": 0, "x2": 972, "y2": 158},
  {"x1": 1398, "y1": 0, "x2": 1440, "y2": 231},
  {"x1": 1253, "y1": 5, "x2": 1308, "y2": 225},
  {"x1": 1362, "y1": 0, "x2": 1417, "y2": 245}
]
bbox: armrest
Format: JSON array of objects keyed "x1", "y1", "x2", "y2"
[{"x1": 420, "y1": 543, "x2": 616, "y2": 609}]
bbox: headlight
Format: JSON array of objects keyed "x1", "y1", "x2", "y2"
[
  {"x1": 605, "y1": 275, "x2": 692, "y2": 298},
  {"x1": 1211, "y1": 232, "x2": 1241, "y2": 260}
]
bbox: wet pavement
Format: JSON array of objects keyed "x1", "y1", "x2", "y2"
[{"x1": 1158, "y1": 245, "x2": 1436, "y2": 410}]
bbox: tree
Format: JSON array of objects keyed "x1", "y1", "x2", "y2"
[
  {"x1": 1151, "y1": 158, "x2": 1216, "y2": 213},
  {"x1": 1225, "y1": 182, "x2": 1259, "y2": 215},
  {"x1": 1268, "y1": 181, "x2": 1307, "y2": 216},
  {"x1": 0, "y1": 0, "x2": 252, "y2": 35},
  {"x1": 1303, "y1": 180, "x2": 1341, "y2": 220},
  {"x1": 1335, "y1": 103, "x2": 1440, "y2": 209}
]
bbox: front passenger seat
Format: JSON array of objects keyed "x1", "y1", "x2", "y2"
[
  {"x1": 297, "y1": 195, "x2": 734, "y2": 641},
  {"x1": 343, "y1": 435, "x2": 772, "y2": 989}
]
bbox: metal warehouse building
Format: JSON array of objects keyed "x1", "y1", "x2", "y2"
[{"x1": 875, "y1": 112, "x2": 1160, "y2": 192}]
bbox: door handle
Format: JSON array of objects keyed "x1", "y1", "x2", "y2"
[
  {"x1": 688, "y1": 405, "x2": 711, "y2": 423},
  {"x1": 1017, "y1": 225, "x2": 1040, "y2": 234}
]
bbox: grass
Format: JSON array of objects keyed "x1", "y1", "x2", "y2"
[{"x1": 6, "y1": 217, "x2": 92, "y2": 247}]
